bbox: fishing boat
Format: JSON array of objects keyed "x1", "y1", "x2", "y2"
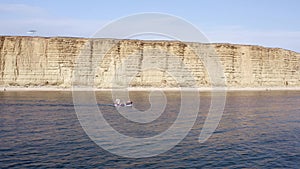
[{"x1": 114, "y1": 99, "x2": 133, "y2": 107}]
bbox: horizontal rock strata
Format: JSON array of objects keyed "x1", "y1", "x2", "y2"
[{"x1": 0, "y1": 36, "x2": 299, "y2": 88}]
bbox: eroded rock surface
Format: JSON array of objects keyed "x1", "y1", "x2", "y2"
[{"x1": 0, "y1": 36, "x2": 299, "y2": 88}]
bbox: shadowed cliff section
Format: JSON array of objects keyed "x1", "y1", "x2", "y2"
[{"x1": 0, "y1": 36, "x2": 299, "y2": 89}]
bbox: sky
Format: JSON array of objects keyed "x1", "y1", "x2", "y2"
[{"x1": 0, "y1": 0, "x2": 299, "y2": 52}]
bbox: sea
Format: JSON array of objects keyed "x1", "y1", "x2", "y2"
[{"x1": 0, "y1": 90, "x2": 299, "y2": 168}]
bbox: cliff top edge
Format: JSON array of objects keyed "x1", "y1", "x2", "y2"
[{"x1": 0, "y1": 35, "x2": 298, "y2": 54}]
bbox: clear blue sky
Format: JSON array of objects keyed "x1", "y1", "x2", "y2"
[{"x1": 1, "y1": 0, "x2": 299, "y2": 52}]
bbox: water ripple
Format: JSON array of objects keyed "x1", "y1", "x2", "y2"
[{"x1": 0, "y1": 91, "x2": 299, "y2": 168}]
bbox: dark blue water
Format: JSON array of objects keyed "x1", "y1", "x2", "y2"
[{"x1": 0, "y1": 91, "x2": 299, "y2": 168}]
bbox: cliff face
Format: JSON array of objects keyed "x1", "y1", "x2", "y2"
[
  {"x1": 0, "y1": 36, "x2": 86, "y2": 87},
  {"x1": 0, "y1": 36, "x2": 299, "y2": 88}
]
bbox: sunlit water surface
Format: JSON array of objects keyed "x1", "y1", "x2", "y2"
[{"x1": 0, "y1": 91, "x2": 299, "y2": 168}]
